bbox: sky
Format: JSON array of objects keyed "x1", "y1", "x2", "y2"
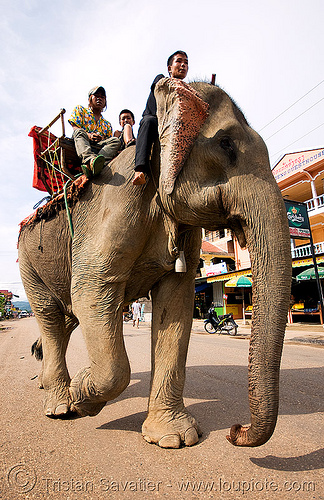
[{"x1": 1, "y1": 0, "x2": 324, "y2": 300}]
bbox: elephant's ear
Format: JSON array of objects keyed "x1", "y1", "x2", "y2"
[{"x1": 155, "y1": 78, "x2": 209, "y2": 194}]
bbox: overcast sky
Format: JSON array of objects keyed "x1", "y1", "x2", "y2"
[{"x1": 1, "y1": 0, "x2": 324, "y2": 300}]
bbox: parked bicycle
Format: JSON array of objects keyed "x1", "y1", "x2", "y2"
[{"x1": 204, "y1": 307, "x2": 238, "y2": 335}]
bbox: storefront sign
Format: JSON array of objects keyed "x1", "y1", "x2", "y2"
[
  {"x1": 205, "y1": 261, "x2": 227, "y2": 277},
  {"x1": 273, "y1": 148, "x2": 324, "y2": 183},
  {"x1": 207, "y1": 269, "x2": 251, "y2": 283},
  {"x1": 284, "y1": 199, "x2": 310, "y2": 239}
]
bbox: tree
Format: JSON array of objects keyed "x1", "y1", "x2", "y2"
[{"x1": 0, "y1": 294, "x2": 6, "y2": 318}]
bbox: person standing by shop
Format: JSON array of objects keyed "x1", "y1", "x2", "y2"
[{"x1": 132, "y1": 299, "x2": 142, "y2": 328}]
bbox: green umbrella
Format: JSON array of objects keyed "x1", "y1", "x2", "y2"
[
  {"x1": 225, "y1": 275, "x2": 253, "y2": 288},
  {"x1": 296, "y1": 266, "x2": 324, "y2": 282},
  {"x1": 225, "y1": 275, "x2": 252, "y2": 324}
]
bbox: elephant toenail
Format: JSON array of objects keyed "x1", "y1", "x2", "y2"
[
  {"x1": 54, "y1": 404, "x2": 69, "y2": 415},
  {"x1": 158, "y1": 434, "x2": 181, "y2": 448},
  {"x1": 184, "y1": 427, "x2": 199, "y2": 446}
]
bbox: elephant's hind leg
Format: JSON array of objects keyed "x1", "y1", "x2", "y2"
[
  {"x1": 41, "y1": 313, "x2": 78, "y2": 417},
  {"x1": 30, "y1": 291, "x2": 78, "y2": 417},
  {"x1": 19, "y1": 254, "x2": 77, "y2": 416},
  {"x1": 69, "y1": 283, "x2": 130, "y2": 417},
  {"x1": 143, "y1": 272, "x2": 201, "y2": 448},
  {"x1": 31, "y1": 315, "x2": 78, "y2": 392}
]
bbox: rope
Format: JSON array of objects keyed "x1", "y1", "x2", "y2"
[
  {"x1": 63, "y1": 179, "x2": 74, "y2": 238},
  {"x1": 131, "y1": 154, "x2": 178, "y2": 251},
  {"x1": 41, "y1": 156, "x2": 71, "y2": 178},
  {"x1": 46, "y1": 137, "x2": 65, "y2": 193},
  {"x1": 39, "y1": 124, "x2": 78, "y2": 238},
  {"x1": 148, "y1": 161, "x2": 178, "y2": 255},
  {"x1": 38, "y1": 219, "x2": 44, "y2": 252},
  {"x1": 63, "y1": 173, "x2": 83, "y2": 239},
  {"x1": 46, "y1": 131, "x2": 55, "y2": 194}
]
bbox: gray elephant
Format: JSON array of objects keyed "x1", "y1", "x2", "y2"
[{"x1": 18, "y1": 78, "x2": 291, "y2": 448}]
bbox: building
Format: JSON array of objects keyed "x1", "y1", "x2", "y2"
[
  {"x1": 273, "y1": 147, "x2": 324, "y2": 323},
  {"x1": 195, "y1": 147, "x2": 324, "y2": 322},
  {"x1": 194, "y1": 233, "x2": 235, "y2": 318},
  {"x1": 0, "y1": 290, "x2": 14, "y2": 318}
]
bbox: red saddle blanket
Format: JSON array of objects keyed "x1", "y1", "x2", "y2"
[
  {"x1": 29, "y1": 126, "x2": 82, "y2": 194},
  {"x1": 29, "y1": 126, "x2": 65, "y2": 193}
]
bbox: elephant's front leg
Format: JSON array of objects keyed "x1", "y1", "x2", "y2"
[
  {"x1": 143, "y1": 273, "x2": 201, "y2": 448},
  {"x1": 69, "y1": 282, "x2": 130, "y2": 417}
]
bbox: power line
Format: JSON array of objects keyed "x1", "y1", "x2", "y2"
[
  {"x1": 265, "y1": 97, "x2": 324, "y2": 141},
  {"x1": 270, "y1": 121, "x2": 324, "y2": 164},
  {"x1": 259, "y1": 79, "x2": 324, "y2": 132}
]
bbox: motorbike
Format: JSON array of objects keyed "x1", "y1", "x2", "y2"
[
  {"x1": 204, "y1": 308, "x2": 238, "y2": 335},
  {"x1": 123, "y1": 311, "x2": 133, "y2": 322}
]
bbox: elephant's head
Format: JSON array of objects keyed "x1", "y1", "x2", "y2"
[{"x1": 155, "y1": 78, "x2": 292, "y2": 447}]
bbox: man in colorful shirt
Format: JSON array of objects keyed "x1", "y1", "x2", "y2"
[{"x1": 69, "y1": 86, "x2": 120, "y2": 177}]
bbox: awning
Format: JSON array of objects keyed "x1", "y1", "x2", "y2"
[
  {"x1": 198, "y1": 255, "x2": 324, "y2": 285},
  {"x1": 205, "y1": 256, "x2": 324, "y2": 282},
  {"x1": 207, "y1": 269, "x2": 251, "y2": 283},
  {"x1": 292, "y1": 256, "x2": 324, "y2": 268},
  {"x1": 195, "y1": 282, "x2": 211, "y2": 293}
]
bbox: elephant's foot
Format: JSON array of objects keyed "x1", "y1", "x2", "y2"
[
  {"x1": 69, "y1": 367, "x2": 107, "y2": 417},
  {"x1": 142, "y1": 408, "x2": 201, "y2": 448},
  {"x1": 44, "y1": 384, "x2": 71, "y2": 417}
]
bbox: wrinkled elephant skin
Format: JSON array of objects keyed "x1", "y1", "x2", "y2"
[{"x1": 18, "y1": 79, "x2": 291, "y2": 448}]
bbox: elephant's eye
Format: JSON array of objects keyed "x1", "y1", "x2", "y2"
[{"x1": 220, "y1": 137, "x2": 236, "y2": 163}]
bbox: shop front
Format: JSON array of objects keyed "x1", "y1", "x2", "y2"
[
  {"x1": 194, "y1": 281, "x2": 213, "y2": 318},
  {"x1": 291, "y1": 256, "x2": 324, "y2": 323},
  {"x1": 205, "y1": 269, "x2": 252, "y2": 320},
  {"x1": 195, "y1": 262, "x2": 230, "y2": 318}
]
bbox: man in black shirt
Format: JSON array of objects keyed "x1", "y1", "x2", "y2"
[{"x1": 132, "y1": 51, "x2": 189, "y2": 185}]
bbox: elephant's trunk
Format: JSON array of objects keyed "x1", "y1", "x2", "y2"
[{"x1": 226, "y1": 174, "x2": 291, "y2": 447}]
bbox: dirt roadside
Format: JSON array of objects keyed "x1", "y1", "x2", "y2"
[{"x1": 0, "y1": 317, "x2": 323, "y2": 500}]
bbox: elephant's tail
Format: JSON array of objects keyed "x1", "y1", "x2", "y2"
[{"x1": 31, "y1": 337, "x2": 43, "y2": 361}]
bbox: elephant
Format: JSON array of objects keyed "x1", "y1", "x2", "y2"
[{"x1": 18, "y1": 77, "x2": 291, "y2": 449}]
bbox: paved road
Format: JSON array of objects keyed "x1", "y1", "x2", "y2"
[{"x1": 0, "y1": 317, "x2": 323, "y2": 499}]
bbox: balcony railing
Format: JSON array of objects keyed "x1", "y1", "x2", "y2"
[
  {"x1": 292, "y1": 241, "x2": 324, "y2": 259},
  {"x1": 306, "y1": 194, "x2": 324, "y2": 212}
]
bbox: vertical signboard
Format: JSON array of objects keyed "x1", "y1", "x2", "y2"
[
  {"x1": 284, "y1": 200, "x2": 310, "y2": 239},
  {"x1": 284, "y1": 199, "x2": 324, "y2": 323}
]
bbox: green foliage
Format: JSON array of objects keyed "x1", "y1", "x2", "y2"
[{"x1": 0, "y1": 294, "x2": 6, "y2": 318}]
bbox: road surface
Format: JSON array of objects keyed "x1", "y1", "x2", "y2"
[{"x1": 0, "y1": 317, "x2": 323, "y2": 499}]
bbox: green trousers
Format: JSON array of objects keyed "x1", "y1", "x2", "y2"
[{"x1": 72, "y1": 128, "x2": 120, "y2": 164}]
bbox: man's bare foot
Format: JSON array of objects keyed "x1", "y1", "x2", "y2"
[
  {"x1": 126, "y1": 138, "x2": 136, "y2": 148},
  {"x1": 132, "y1": 171, "x2": 146, "y2": 185}
]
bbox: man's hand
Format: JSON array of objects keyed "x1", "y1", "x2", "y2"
[{"x1": 89, "y1": 132, "x2": 103, "y2": 142}]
